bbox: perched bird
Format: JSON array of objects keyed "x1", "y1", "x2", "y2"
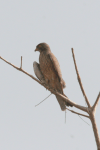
[{"x1": 34, "y1": 43, "x2": 73, "y2": 111}]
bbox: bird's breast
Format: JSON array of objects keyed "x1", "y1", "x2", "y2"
[
  {"x1": 39, "y1": 52, "x2": 63, "y2": 92},
  {"x1": 39, "y1": 52, "x2": 56, "y2": 80}
]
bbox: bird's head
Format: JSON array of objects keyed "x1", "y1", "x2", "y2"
[{"x1": 35, "y1": 43, "x2": 50, "y2": 53}]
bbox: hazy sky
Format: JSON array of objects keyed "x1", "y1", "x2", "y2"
[{"x1": 0, "y1": 0, "x2": 100, "y2": 149}]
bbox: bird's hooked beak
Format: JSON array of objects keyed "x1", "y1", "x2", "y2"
[{"x1": 34, "y1": 48, "x2": 38, "y2": 52}]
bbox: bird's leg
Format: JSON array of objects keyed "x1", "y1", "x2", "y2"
[
  {"x1": 53, "y1": 89, "x2": 58, "y2": 92},
  {"x1": 41, "y1": 78, "x2": 46, "y2": 84},
  {"x1": 42, "y1": 78, "x2": 50, "y2": 90}
]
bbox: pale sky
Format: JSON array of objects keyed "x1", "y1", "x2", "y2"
[{"x1": 0, "y1": 0, "x2": 100, "y2": 149}]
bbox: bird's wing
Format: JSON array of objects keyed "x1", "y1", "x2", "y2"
[
  {"x1": 48, "y1": 52, "x2": 63, "y2": 82},
  {"x1": 33, "y1": 61, "x2": 45, "y2": 81}
]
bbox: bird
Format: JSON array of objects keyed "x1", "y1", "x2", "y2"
[{"x1": 34, "y1": 43, "x2": 73, "y2": 111}]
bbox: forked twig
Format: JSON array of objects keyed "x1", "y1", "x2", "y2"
[
  {"x1": 71, "y1": 49, "x2": 100, "y2": 149},
  {"x1": 0, "y1": 48, "x2": 100, "y2": 149},
  {"x1": 0, "y1": 56, "x2": 42, "y2": 84}
]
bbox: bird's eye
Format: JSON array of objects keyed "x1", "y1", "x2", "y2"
[{"x1": 38, "y1": 45, "x2": 42, "y2": 48}]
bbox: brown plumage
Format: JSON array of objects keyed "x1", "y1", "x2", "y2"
[{"x1": 34, "y1": 43, "x2": 73, "y2": 111}]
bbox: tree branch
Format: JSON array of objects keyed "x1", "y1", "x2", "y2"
[
  {"x1": 71, "y1": 48, "x2": 91, "y2": 108},
  {"x1": 35, "y1": 94, "x2": 52, "y2": 107},
  {"x1": 20, "y1": 56, "x2": 22, "y2": 69},
  {"x1": 0, "y1": 56, "x2": 42, "y2": 84},
  {"x1": 71, "y1": 49, "x2": 100, "y2": 149},
  {"x1": 92, "y1": 92, "x2": 100, "y2": 115},
  {"x1": 90, "y1": 113, "x2": 100, "y2": 149},
  {"x1": 0, "y1": 56, "x2": 88, "y2": 113},
  {"x1": 66, "y1": 107, "x2": 89, "y2": 118}
]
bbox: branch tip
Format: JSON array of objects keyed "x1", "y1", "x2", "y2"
[
  {"x1": 92, "y1": 92, "x2": 100, "y2": 114},
  {"x1": 20, "y1": 56, "x2": 22, "y2": 69},
  {"x1": 71, "y1": 48, "x2": 74, "y2": 51}
]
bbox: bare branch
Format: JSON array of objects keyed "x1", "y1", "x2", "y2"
[
  {"x1": 71, "y1": 48, "x2": 91, "y2": 108},
  {"x1": 78, "y1": 115, "x2": 90, "y2": 126},
  {"x1": 92, "y1": 92, "x2": 100, "y2": 115},
  {"x1": 90, "y1": 114, "x2": 100, "y2": 149},
  {"x1": 66, "y1": 107, "x2": 89, "y2": 118},
  {"x1": 0, "y1": 56, "x2": 88, "y2": 112},
  {"x1": 0, "y1": 56, "x2": 42, "y2": 84},
  {"x1": 35, "y1": 94, "x2": 52, "y2": 107}
]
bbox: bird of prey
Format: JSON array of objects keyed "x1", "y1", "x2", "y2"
[{"x1": 34, "y1": 43, "x2": 73, "y2": 111}]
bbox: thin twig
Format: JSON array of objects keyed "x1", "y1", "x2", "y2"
[
  {"x1": 92, "y1": 92, "x2": 100, "y2": 115},
  {"x1": 0, "y1": 56, "x2": 42, "y2": 84},
  {"x1": 78, "y1": 115, "x2": 90, "y2": 126},
  {"x1": 35, "y1": 94, "x2": 52, "y2": 107},
  {"x1": 20, "y1": 56, "x2": 22, "y2": 69},
  {"x1": 71, "y1": 48, "x2": 91, "y2": 108},
  {"x1": 66, "y1": 107, "x2": 89, "y2": 118},
  {"x1": 65, "y1": 110, "x2": 66, "y2": 124}
]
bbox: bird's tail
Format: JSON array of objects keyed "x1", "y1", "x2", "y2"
[
  {"x1": 56, "y1": 93, "x2": 73, "y2": 111},
  {"x1": 63, "y1": 93, "x2": 73, "y2": 107},
  {"x1": 56, "y1": 95, "x2": 66, "y2": 111}
]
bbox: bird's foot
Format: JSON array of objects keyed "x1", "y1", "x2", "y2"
[
  {"x1": 53, "y1": 89, "x2": 57, "y2": 92},
  {"x1": 41, "y1": 79, "x2": 46, "y2": 84}
]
